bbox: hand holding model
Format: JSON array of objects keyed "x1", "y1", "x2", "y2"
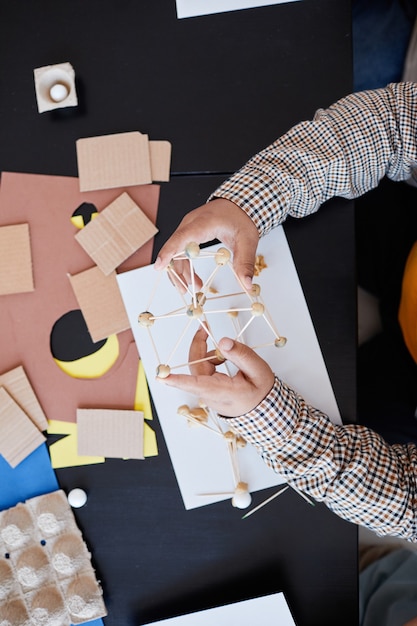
[
  {"x1": 154, "y1": 198, "x2": 259, "y2": 290},
  {"x1": 158, "y1": 326, "x2": 275, "y2": 417}
]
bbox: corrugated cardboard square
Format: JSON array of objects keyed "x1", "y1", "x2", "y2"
[
  {"x1": 68, "y1": 267, "x2": 130, "y2": 342},
  {"x1": 76, "y1": 131, "x2": 152, "y2": 191},
  {"x1": 149, "y1": 140, "x2": 172, "y2": 182},
  {"x1": 0, "y1": 224, "x2": 34, "y2": 295},
  {"x1": 77, "y1": 408, "x2": 144, "y2": 459},
  {"x1": 0, "y1": 387, "x2": 46, "y2": 468},
  {"x1": 74, "y1": 191, "x2": 158, "y2": 275},
  {"x1": 0, "y1": 365, "x2": 48, "y2": 431}
]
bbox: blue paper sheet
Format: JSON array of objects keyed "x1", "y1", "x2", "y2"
[{"x1": 0, "y1": 443, "x2": 58, "y2": 510}]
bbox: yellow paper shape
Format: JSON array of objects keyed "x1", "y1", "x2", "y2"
[
  {"x1": 143, "y1": 422, "x2": 158, "y2": 458},
  {"x1": 47, "y1": 419, "x2": 104, "y2": 469},
  {"x1": 135, "y1": 360, "x2": 158, "y2": 457}
]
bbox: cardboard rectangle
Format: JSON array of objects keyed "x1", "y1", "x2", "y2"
[
  {"x1": 76, "y1": 131, "x2": 152, "y2": 191},
  {"x1": 0, "y1": 387, "x2": 45, "y2": 468},
  {"x1": 145, "y1": 592, "x2": 296, "y2": 625},
  {"x1": 0, "y1": 172, "x2": 159, "y2": 425},
  {"x1": 75, "y1": 191, "x2": 158, "y2": 275},
  {"x1": 0, "y1": 365, "x2": 48, "y2": 431},
  {"x1": 117, "y1": 228, "x2": 341, "y2": 509},
  {"x1": 77, "y1": 408, "x2": 144, "y2": 459},
  {"x1": 68, "y1": 267, "x2": 130, "y2": 342},
  {"x1": 0, "y1": 224, "x2": 34, "y2": 295},
  {"x1": 149, "y1": 140, "x2": 172, "y2": 182}
]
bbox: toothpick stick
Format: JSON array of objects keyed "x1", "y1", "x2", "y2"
[{"x1": 241, "y1": 486, "x2": 289, "y2": 519}]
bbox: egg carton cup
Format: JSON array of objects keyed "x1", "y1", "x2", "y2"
[{"x1": 0, "y1": 490, "x2": 106, "y2": 624}]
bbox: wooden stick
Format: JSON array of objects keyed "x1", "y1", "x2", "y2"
[{"x1": 241, "y1": 486, "x2": 289, "y2": 519}]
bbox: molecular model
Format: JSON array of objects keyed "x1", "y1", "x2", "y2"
[{"x1": 137, "y1": 242, "x2": 289, "y2": 512}]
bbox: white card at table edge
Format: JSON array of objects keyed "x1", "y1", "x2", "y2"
[
  {"x1": 176, "y1": 0, "x2": 300, "y2": 19},
  {"x1": 117, "y1": 227, "x2": 341, "y2": 510},
  {"x1": 143, "y1": 592, "x2": 296, "y2": 625}
]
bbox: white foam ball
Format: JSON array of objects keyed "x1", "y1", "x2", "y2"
[
  {"x1": 67, "y1": 488, "x2": 87, "y2": 508},
  {"x1": 49, "y1": 82, "x2": 69, "y2": 102}
]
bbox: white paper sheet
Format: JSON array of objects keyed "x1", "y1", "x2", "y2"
[
  {"x1": 176, "y1": 0, "x2": 300, "y2": 19},
  {"x1": 117, "y1": 227, "x2": 341, "y2": 510},
  {"x1": 144, "y1": 592, "x2": 296, "y2": 625}
]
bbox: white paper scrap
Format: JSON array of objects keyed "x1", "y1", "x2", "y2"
[
  {"x1": 143, "y1": 592, "x2": 296, "y2": 625},
  {"x1": 176, "y1": 0, "x2": 300, "y2": 19}
]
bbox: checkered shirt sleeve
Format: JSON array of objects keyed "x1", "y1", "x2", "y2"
[
  {"x1": 210, "y1": 82, "x2": 417, "y2": 235},
  {"x1": 226, "y1": 377, "x2": 417, "y2": 541}
]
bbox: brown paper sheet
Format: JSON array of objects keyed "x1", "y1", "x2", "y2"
[{"x1": 0, "y1": 172, "x2": 159, "y2": 423}]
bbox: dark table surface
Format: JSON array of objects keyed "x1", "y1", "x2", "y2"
[{"x1": 0, "y1": 1, "x2": 357, "y2": 625}]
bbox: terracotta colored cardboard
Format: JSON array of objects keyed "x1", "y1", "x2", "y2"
[
  {"x1": 77, "y1": 408, "x2": 144, "y2": 459},
  {"x1": 76, "y1": 131, "x2": 152, "y2": 191},
  {"x1": 149, "y1": 140, "x2": 172, "y2": 182},
  {"x1": 74, "y1": 192, "x2": 158, "y2": 276},
  {"x1": 0, "y1": 490, "x2": 106, "y2": 624},
  {"x1": 0, "y1": 387, "x2": 45, "y2": 468},
  {"x1": 68, "y1": 267, "x2": 130, "y2": 342},
  {"x1": 0, "y1": 172, "x2": 159, "y2": 424},
  {"x1": 0, "y1": 223, "x2": 34, "y2": 295},
  {"x1": 0, "y1": 365, "x2": 48, "y2": 431}
]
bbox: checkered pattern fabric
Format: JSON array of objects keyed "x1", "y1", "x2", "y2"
[
  {"x1": 211, "y1": 82, "x2": 417, "y2": 234},
  {"x1": 215, "y1": 83, "x2": 417, "y2": 540}
]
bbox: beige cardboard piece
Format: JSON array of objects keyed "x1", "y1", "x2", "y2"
[
  {"x1": 68, "y1": 267, "x2": 130, "y2": 342},
  {"x1": 76, "y1": 131, "x2": 152, "y2": 192},
  {"x1": 0, "y1": 224, "x2": 34, "y2": 295},
  {"x1": 149, "y1": 140, "x2": 172, "y2": 182},
  {"x1": 0, "y1": 365, "x2": 48, "y2": 431},
  {"x1": 77, "y1": 408, "x2": 144, "y2": 459},
  {"x1": 0, "y1": 387, "x2": 46, "y2": 468},
  {"x1": 0, "y1": 490, "x2": 107, "y2": 624},
  {"x1": 0, "y1": 172, "x2": 159, "y2": 424},
  {"x1": 33, "y1": 62, "x2": 78, "y2": 113},
  {"x1": 75, "y1": 191, "x2": 158, "y2": 276}
]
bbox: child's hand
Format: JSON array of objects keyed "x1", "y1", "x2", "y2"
[
  {"x1": 158, "y1": 326, "x2": 275, "y2": 418},
  {"x1": 154, "y1": 198, "x2": 259, "y2": 292}
]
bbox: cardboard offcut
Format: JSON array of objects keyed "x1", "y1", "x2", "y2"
[
  {"x1": 75, "y1": 191, "x2": 158, "y2": 276},
  {"x1": 76, "y1": 131, "x2": 152, "y2": 191},
  {"x1": 0, "y1": 224, "x2": 34, "y2": 295},
  {"x1": 77, "y1": 408, "x2": 144, "y2": 459},
  {"x1": 0, "y1": 387, "x2": 45, "y2": 468},
  {"x1": 0, "y1": 365, "x2": 48, "y2": 432},
  {"x1": 149, "y1": 140, "x2": 172, "y2": 182},
  {"x1": 68, "y1": 267, "x2": 131, "y2": 343}
]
